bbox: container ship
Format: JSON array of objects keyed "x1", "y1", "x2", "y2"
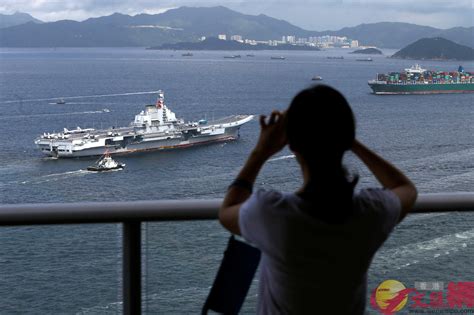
[
  {"x1": 35, "y1": 91, "x2": 253, "y2": 158},
  {"x1": 368, "y1": 65, "x2": 474, "y2": 94}
]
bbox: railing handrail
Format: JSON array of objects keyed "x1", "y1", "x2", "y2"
[
  {"x1": 1, "y1": 193, "x2": 473, "y2": 226},
  {"x1": 2, "y1": 192, "x2": 473, "y2": 314}
]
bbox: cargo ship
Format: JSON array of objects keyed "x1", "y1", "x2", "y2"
[
  {"x1": 35, "y1": 91, "x2": 253, "y2": 158},
  {"x1": 368, "y1": 65, "x2": 474, "y2": 94}
]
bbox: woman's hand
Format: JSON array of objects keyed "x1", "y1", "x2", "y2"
[
  {"x1": 253, "y1": 111, "x2": 287, "y2": 160},
  {"x1": 351, "y1": 138, "x2": 417, "y2": 222},
  {"x1": 219, "y1": 111, "x2": 287, "y2": 234}
]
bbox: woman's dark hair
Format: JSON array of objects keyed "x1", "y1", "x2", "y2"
[{"x1": 286, "y1": 85, "x2": 358, "y2": 223}]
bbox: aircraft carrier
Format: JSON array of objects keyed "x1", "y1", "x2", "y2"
[{"x1": 35, "y1": 91, "x2": 253, "y2": 158}]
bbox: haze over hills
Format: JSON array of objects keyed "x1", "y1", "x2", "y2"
[
  {"x1": 318, "y1": 22, "x2": 474, "y2": 49},
  {"x1": 392, "y1": 37, "x2": 474, "y2": 61},
  {"x1": 0, "y1": 6, "x2": 472, "y2": 48},
  {"x1": 0, "y1": 12, "x2": 42, "y2": 28}
]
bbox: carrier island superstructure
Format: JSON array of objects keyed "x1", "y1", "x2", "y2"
[{"x1": 35, "y1": 91, "x2": 253, "y2": 158}]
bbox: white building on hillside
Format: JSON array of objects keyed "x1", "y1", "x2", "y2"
[{"x1": 230, "y1": 35, "x2": 243, "y2": 42}]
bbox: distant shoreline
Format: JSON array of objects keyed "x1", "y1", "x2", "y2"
[
  {"x1": 148, "y1": 47, "x2": 322, "y2": 51},
  {"x1": 147, "y1": 37, "x2": 321, "y2": 51}
]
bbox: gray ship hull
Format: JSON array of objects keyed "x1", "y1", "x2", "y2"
[
  {"x1": 37, "y1": 124, "x2": 244, "y2": 158},
  {"x1": 71, "y1": 129, "x2": 238, "y2": 157}
]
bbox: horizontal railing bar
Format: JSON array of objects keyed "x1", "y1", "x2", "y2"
[
  {"x1": 0, "y1": 199, "x2": 221, "y2": 226},
  {"x1": 0, "y1": 193, "x2": 473, "y2": 226},
  {"x1": 413, "y1": 193, "x2": 474, "y2": 212}
]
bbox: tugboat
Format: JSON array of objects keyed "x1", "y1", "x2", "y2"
[
  {"x1": 87, "y1": 153, "x2": 125, "y2": 172},
  {"x1": 224, "y1": 55, "x2": 241, "y2": 59}
]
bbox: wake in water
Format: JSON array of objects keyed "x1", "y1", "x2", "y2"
[
  {"x1": 396, "y1": 147, "x2": 474, "y2": 169},
  {"x1": 403, "y1": 213, "x2": 448, "y2": 223},
  {"x1": 47, "y1": 101, "x2": 102, "y2": 105},
  {"x1": 268, "y1": 154, "x2": 295, "y2": 162},
  {"x1": 268, "y1": 147, "x2": 474, "y2": 192},
  {"x1": 0, "y1": 90, "x2": 161, "y2": 104},
  {"x1": 19, "y1": 170, "x2": 92, "y2": 186},
  {"x1": 13, "y1": 167, "x2": 124, "y2": 186},
  {"x1": 0, "y1": 110, "x2": 106, "y2": 120},
  {"x1": 417, "y1": 169, "x2": 474, "y2": 191},
  {"x1": 374, "y1": 228, "x2": 474, "y2": 270},
  {"x1": 401, "y1": 148, "x2": 474, "y2": 192}
]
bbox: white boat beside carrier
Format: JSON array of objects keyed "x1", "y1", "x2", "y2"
[{"x1": 87, "y1": 153, "x2": 125, "y2": 172}]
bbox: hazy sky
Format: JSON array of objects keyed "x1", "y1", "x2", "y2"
[{"x1": 0, "y1": 0, "x2": 473, "y2": 30}]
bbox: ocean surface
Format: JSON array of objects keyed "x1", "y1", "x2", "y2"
[{"x1": 0, "y1": 48, "x2": 473, "y2": 314}]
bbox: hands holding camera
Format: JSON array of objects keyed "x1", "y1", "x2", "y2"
[{"x1": 252, "y1": 111, "x2": 288, "y2": 161}]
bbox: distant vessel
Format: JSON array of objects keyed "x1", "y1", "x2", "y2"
[
  {"x1": 311, "y1": 76, "x2": 323, "y2": 81},
  {"x1": 271, "y1": 56, "x2": 286, "y2": 60},
  {"x1": 182, "y1": 52, "x2": 193, "y2": 57},
  {"x1": 56, "y1": 98, "x2": 66, "y2": 104},
  {"x1": 246, "y1": 54, "x2": 255, "y2": 57},
  {"x1": 35, "y1": 91, "x2": 253, "y2": 158},
  {"x1": 224, "y1": 55, "x2": 241, "y2": 59},
  {"x1": 327, "y1": 56, "x2": 344, "y2": 60},
  {"x1": 87, "y1": 153, "x2": 125, "y2": 172},
  {"x1": 356, "y1": 57, "x2": 373, "y2": 62},
  {"x1": 368, "y1": 65, "x2": 474, "y2": 95}
]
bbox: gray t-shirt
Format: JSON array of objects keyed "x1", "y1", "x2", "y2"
[{"x1": 239, "y1": 188, "x2": 401, "y2": 315}]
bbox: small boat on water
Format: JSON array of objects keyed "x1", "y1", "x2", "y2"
[
  {"x1": 224, "y1": 55, "x2": 241, "y2": 59},
  {"x1": 312, "y1": 76, "x2": 323, "y2": 81},
  {"x1": 327, "y1": 56, "x2": 344, "y2": 60},
  {"x1": 182, "y1": 52, "x2": 193, "y2": 57},
  {"x1": 56, "y1": 98, "x2": 66, "y2": 104},
  {"x1": 87, "y1": 153, "x2": 125, "y2": 172},
  {"x1": 246, "y1": 54, "x2": 255, "y2": 57},
  {"x1": 271, "y1": 56, "x2": 286, "y2": 60},
  {"x1": 357, "y1": 57, "x2": 373, "y2": 62}
]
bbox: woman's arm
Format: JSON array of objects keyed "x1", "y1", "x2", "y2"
[
  {"x1": 352, "y1": 139, "x2": 417, "y2": 222},
  {"x1": 219, "y1": 111, "x2": 287, "y2": 235}
]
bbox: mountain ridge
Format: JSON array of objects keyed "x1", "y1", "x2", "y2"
[
  {"x1": 0, "y1": 12, "x2": 43, "y2": 28},
  {"x1": 0, "y1": 6, "x2": 472, "y2": 48}
]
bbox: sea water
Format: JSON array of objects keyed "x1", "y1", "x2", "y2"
[{"x1": 0, "y1": 48, "x2": 473, "y2": 314}]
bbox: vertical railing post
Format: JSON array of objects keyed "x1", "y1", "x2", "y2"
[{"x1": 123, "y1": 221, "x2": 141, "y2": 315}]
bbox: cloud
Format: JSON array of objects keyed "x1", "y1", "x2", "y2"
[
  {"x1": 0, "y1": 0, "x2": 472, "y2": 29},
  {"x1": 227, "y1": 0, "x2": 474, "y2": 29}
]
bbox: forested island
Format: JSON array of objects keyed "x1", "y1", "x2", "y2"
[
  {"x1": 350, "y1": 48, "x2": 382, "y2": 54},
  {"x1": 391, "y1": 37, "x2": 474, "y2": 61}
]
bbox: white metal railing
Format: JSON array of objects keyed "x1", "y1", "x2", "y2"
[{"x1": 0, "y1": 193, "x2": 473, "y2": 314}]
